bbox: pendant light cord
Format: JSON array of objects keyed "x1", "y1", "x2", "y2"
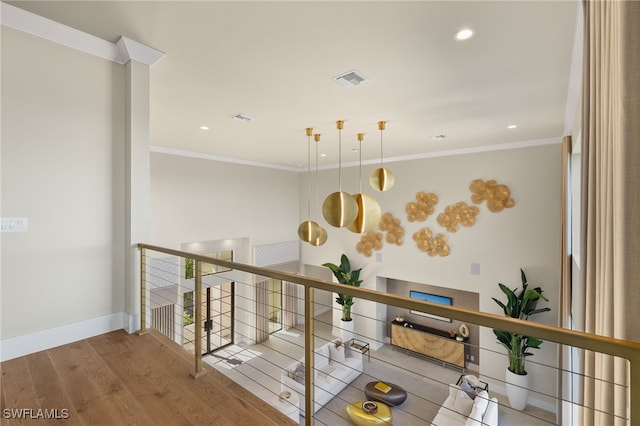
[
  {"x1": 315, "y1": 135, "x2": 320, "y2": 218},
  {"x1": 358, "y1": 133, "x2": 363, "y2": 193},
  {"x1": 338, "y1": 127, "x2": 343, "y2": 192},
  {"x1": 307, "y1": 133, "x2": 312, "y2": 219}
]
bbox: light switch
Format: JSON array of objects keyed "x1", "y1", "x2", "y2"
[{"x1": 1, "y1": 217, "x2": 28, "y2": 232}]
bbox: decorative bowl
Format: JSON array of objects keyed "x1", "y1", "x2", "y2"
[
  {"x1": 362, "y1": 400, "x2": 378, "y2": 414},
  {"x1": 279, "y1": 391, "x2": 292, "y2": 401}
]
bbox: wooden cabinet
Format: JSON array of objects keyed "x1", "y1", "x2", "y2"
[{"x1": 390, "y1": 321, "x2": 465, "y2": 368}]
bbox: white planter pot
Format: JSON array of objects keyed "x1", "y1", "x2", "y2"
[
  {"x1": 505, "y1": 367, "x2": 529, "y2": 411},
  {"x1": 339, "y1": 319, "x2": 354, "y2": 343}
]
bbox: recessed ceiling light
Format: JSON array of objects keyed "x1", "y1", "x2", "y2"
[
  {"x1": 507, "y1": 124, "x2": 518, "y2": 129},
  {"x1": 320, "y1": 153, "x2": 327, "y2": 157},
  {"x1": 454, "y1": 28, "x2": 475, "y2": 41},
  {"x1": 200, "y1": 125, "x2": 209, "y2": 130},
  {"x1": 431, "y1": 134, "x2": 447, "y2": 140}
]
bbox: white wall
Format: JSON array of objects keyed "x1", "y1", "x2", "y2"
[
  {"x1": 300, "y1": 142, "x2": 562, "y2": 407},
  {"x1": 1, "y1": 28, "x2": 126, "y2": 338},
  {"x1": 149, "y1": 152, "x2": 300, "y2": 249},
  {"x1": 149, "y1": 153, "x2": 302, "y2": 343}
]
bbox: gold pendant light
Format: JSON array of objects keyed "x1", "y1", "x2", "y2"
[
  {"x1": 348, "y1": 133, "x2": 381, "y2": 233},
  {"x1": 310, "y1": 133, "x2": 327, "y2": 246},
  {"x1": 298, "y1": 127, "x2": 322, "y2": 242},
  {"x1": 322, "y1": 120, "x2": 358, "y2": 228},
  {"x1": 370, "y1": 120, "x2": 395, "y2": 191}
]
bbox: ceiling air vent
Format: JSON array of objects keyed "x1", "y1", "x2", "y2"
[
  {"x1": 231, "y1": 113, "x2": 254, "y2": 122},
  {"x1": 333, "y1": 69, "x2": 370, "y2": 88}
]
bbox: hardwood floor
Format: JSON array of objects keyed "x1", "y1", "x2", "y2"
[{"x1": 0, "y1": 330, "x2": 296, "y2": 425}]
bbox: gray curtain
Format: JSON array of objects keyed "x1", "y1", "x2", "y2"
[{"x1": 579, "y1": 1, "x2": 640, "y2": 424}]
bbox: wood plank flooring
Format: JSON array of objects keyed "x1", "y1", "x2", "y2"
[{"x1": 0, "y1": 330, "x2": 296, "y2": 425}]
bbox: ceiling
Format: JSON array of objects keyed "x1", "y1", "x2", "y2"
[{"x1": 7, "y1": 1, "x2": 581, "y2": 170}]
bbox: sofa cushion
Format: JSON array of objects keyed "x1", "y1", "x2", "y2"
[
  {"x1": 318, "y1": 364, "x2": 336, "y2": 380},
  {"x1": 454, "y1": 389, "x2": 474, "y2": 415},
  {"x1": 315, "y1": 346, "x2": 329, "y2": 369},
  {"x1": 473, "y1": 390, "x2": 490, "y2": 414},
  {"x1": 465, "y1": 406, "x2": 484, "y2": 426},
  {"x1": 292, "y1": 364, "x2": 305, "y2": 384},
  {"x1": 464, "y1": 390, "x2": 490, "y2": 426},
  {"x1": 329, "y1": 343, "x2": 346, "y2": 363}
]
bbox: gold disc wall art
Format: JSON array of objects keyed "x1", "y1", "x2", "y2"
[
  {"x1": 356, "y1": 231, "x2": 383, "y2": 257},
  {"x1": 436, "y1": 202, "x2": 479, "y2": 233},
  {"x1": 412, "y1": 227, "x2": 450, "y2": 257},
  {"x1": 378, "y1": 212, "x2": 404, "y2": 246},
  {"x1": 405, "y1": 191, "x2": 438, "y2": 222},
  {"x1": 469, "y1": 179, "x2": 515, "y2": 212}
]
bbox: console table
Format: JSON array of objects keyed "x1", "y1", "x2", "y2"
[{"x1": 390, "y1": 320, "x2": 465, "y2": 368}]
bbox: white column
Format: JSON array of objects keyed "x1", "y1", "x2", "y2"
[{"x1": 119, "y1": 37, "x2": 165, "y2": 333}]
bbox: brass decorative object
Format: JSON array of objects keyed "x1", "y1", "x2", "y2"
[
  {"x1": 436, "y1": 201, "x2": 480, "y2": 232},
  {"x1": 378, "y1": 212, "x2": 404, "y2": 246},
  {"x1": 356, "y1": 231, "x2": 383, "y2": 257},
  {"x1": 406, "y1": 191, "x2": 438, "y2": 222},
  {"x1": 370, "y1": 121, "x2": 395, "y2": 191},
  {"x1": 298, "y1": 127, "x2": 321, "y2": 242},
  {"x1": 413, "y1": 227, "x2": 450, "y2": 257},
  {"x1": 469, "y1": 179, "x2": 515, "y2": 212},
  {"x1": 348, "y1": 133, "x2": 381, "y2": 233},
  {"x1": 310, "y1": 226, "x2": 328, "y2": 246},
  {"x1": 323, "y1": 120, "x2": 358, "y2": 227},
  {"x1": 298, "y1": 220, "x2": 321, "y2": 242}
]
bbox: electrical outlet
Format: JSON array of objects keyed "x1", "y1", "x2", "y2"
[{"x1": 470, "y1": 355, "x2": 475, "y2": 362}]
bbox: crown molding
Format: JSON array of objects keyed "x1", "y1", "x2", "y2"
[
  {"x1": 152, "y1": 137, "x2": 561, "y2": 173},
  {"x1": 1, "y1": 3, "x2": 163, "y2": 66},
  {"x1": 150, "y1": 146, "x2": 302, "y2": 172}
]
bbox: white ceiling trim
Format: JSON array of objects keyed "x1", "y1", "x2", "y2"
[
  {"x1": 150, "y1": 146, "x2": 302, "y2": 172},
  {"x1": 116, "y1": 36, "x2": 165, "y2": 66},
  {"x1": 152, "y1": 137, "x2": 561, "y2": 173},
  {"x1": 1, "y1": 3, "x2": 163, "y2": 66},
  {"x1": 1, "y1": 2, "x2": 123, "y2": 63}
]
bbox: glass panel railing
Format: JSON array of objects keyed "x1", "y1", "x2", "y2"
[{"x1": 138, "y1": 245, "x2": 638, "y2": 426}]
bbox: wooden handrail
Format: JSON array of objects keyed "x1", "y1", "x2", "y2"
[{"x1": 138, "y1": 243, "x2": 640, "y2": 425}]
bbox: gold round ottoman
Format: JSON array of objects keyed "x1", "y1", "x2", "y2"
[{"x1": 345, "y1": 401, "x2": 392, "y2": 425}]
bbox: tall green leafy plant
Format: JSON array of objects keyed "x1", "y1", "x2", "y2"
[
  {"x1": 322, "y1": 254, "x2": 363, "y2": 322},
  {"x1": 492, "y1": 269, "x2": 550, "y2": 375}
]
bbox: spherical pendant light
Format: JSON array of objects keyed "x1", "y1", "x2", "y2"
[
  {"x1": 348, "y1": 133, "x2": 381, "y2": 233},
  {"x1": 322, "y1": 120, "x2": 358, "y2": 228},
  {"x1": 370, "y1": 121, "x2": 395, "y2": 192}
]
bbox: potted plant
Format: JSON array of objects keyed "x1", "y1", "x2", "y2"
[
  {"x1": 323, "y1": 254, "x2": 363, "y2": 341},
  {"x1": 491, "y1": 268, "x2": 550, "y2": 410}
]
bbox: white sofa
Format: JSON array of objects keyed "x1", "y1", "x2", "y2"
[
  {"x1": 280, "y1": 338, "x2": 363, "y2": 415},
  {"x1": 431, "y1": 383, "x2": 499, "y2": 426}
]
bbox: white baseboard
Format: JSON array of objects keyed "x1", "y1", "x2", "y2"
[{"x1": 0, "y1": 312, "x2": 129, "y2": 362}]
